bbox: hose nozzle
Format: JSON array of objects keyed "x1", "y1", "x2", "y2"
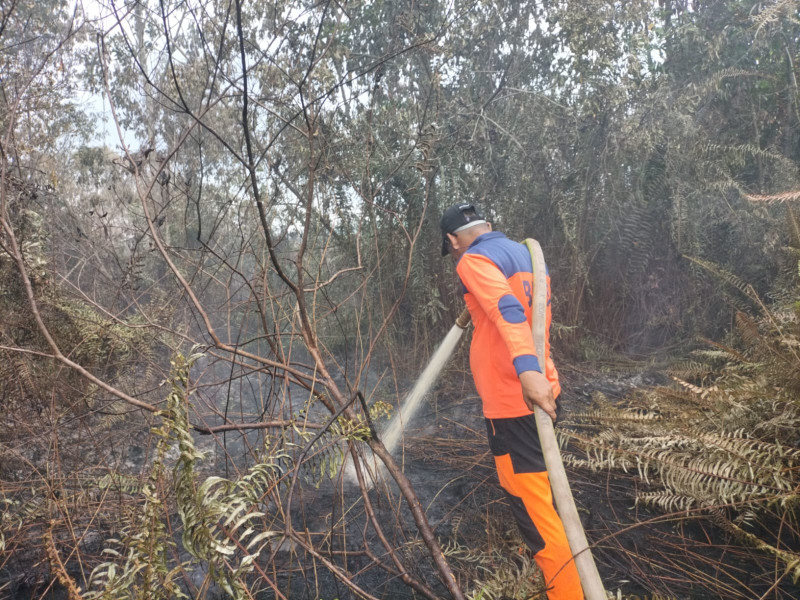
[{"x1": 455, "y1": 308, "x2": 471, "y2": 329}]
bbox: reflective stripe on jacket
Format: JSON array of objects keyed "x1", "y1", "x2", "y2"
[{"x1": 456, "y1": 232, "x2": 560, "y2": 418}]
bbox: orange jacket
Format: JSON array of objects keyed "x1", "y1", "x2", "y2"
[{"x1": 456, "y1": 232, "x2": 560, "y2": 419}]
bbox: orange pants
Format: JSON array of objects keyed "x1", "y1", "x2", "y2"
[{"x1": 487, "y1": 415, "x2": 584, "y2": 600}]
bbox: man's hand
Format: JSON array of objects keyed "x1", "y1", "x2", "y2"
[{"x1": 519, "y1": 370, "x2": 557, "y2": 422}]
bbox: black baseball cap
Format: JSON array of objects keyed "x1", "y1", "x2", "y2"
[{"x1": 440, "y1": 203, "x2": 487, "y2": 256}]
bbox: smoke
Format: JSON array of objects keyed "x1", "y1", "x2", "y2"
[{"x1": 344, "y1": 324, "x2": 466, "y2": 488}]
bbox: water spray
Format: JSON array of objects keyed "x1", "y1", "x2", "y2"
[
  {"x1": 343, "y1": 308, "x2": 471, "y2": 487},
  {"x1": 524, "y1": 238, "x2": 606, "y2": 600}
]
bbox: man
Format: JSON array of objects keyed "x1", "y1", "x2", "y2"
[{"x1": 441, "y1": 203, "x2": 583, "y2": 600}]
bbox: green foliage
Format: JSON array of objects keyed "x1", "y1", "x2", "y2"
[
  {"x1": 85, "y1": 351, "x2": 291, "y2": 599},
  {"x1": 83, "y1": 357, "x2": 194, "y2": 600},
  {"x1": 293, "y1": 399, "x2": 393, "y2": 486},
  {"x1": 54, "y1": 300, "x2": 153, "y2": 369}
]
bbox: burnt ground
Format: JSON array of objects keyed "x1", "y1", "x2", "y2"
[
  {"x1": 391, "y1": 361, "x2": 800, "y2": 600},
  {"x1": 8, "y1": 360, "x2": 800, "y2": 600}
]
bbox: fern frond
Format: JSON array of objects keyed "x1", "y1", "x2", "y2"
[
  {"x1": 684, "y1": 70, "x2": 770, "y2": 115},
  {"x1": 707, "y1": 67, "x2": 765, "y2": 87},
  {"x1": 690, "y1": 349, "x2": 737, "y2": 363},
  {"x1": 561, "y1": 452, "x2": 637, "y2": 474},
  {"x1": 752, "y1": 0, "x2": 800, "y2": 35},
  {"x1": 753, "y1": 401, "x2": 800, "y2": 441},
  {"x1": 714, "y1": 514, "x2": 800, "y2": 583},
  {"x1": 567, "y1": 406, "x2": 663, "y2": 425},
  {"x1": 646, "y1": 385, "x2": 708, "y2": 408},
  {"x1": 671, "y1": 376, "x2": 718, "y2": 399},
  {"x1": 646, "y1": 447, "x2": 786, "y2": 504},
  {"x1": 168, "y1": 352, "x2": 285, "y2": 598},
  {"x1": 85, "y1": 353, "x2": 193, "y2": 600},
  {"x1": 692, "y1": 430, "x2": 800, "y2": 465},
  {"x1": 45, "y1": 522, "x2": 84, "y2": 600},
  {"x1": 560, "y1": 429, "x2": 639, "y2": 473},
  {"x1": 743, "y1": 189, "x2": 800, "y2": 204},
  {"x1": 619, "y1": 203, "x2": 654, "y2": 278},
  {"x1": 468, "y1": 544, "x2": 544, "y2": 600},
  {"x1": 697, "y1": 336, "x2": 749, "y2": 363},
  {"x1": 719, "y1": 286, "x2": 759, "y2": 315},
  {"x1": 684, "y1": 256, "x2": 759, "y2": 304},
  {"x1": 565, "y1": 293, "x2": 800, "y2": 589},
  {"x1": 98, "y1": 473, "x2": 143, "y2": 495},
  {"x1": 703, "y1": 143, "x2": 793, "y2": 167},
  {"x1": 735, "y1": 311, "x2": 764, "y2": 349},
  {"x1": 636, "y1": 491, "x2": 696, "y2": 514},
  {"x1": 707, "y1": 179, "x2": 750, "y2": 198},
  {"x1": 669, "y1": 360, "x2": 713, "y2": 381}
]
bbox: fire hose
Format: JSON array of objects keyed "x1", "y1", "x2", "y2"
[
  {"x1": 524, "y1": 238, "x2": 606, "y2": 600},
  {"x1": 455, "y1": 239, "x2": 606, "y2": 600}
]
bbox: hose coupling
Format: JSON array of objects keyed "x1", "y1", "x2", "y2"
[{"x1": 455, "y1": 308, "x2": 472, "y2": 329}]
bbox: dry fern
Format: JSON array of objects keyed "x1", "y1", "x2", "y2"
[
  {"x1": 743, "y1": 189, "x2": 800, "y2": 204},
  {"x1": 563, "y1": 270, "x2": 800, "y2": 584},
  {"x1": 45, "y1": 520, "x2": 85, "y2": 600},
  {"x1": 668, "y1": 360, "x2": 713, "y2": 382},
  {"x1": 752, "y1": 0, "x2": 800, "y2": 35},
  {"x1": 684, "y1": 256, "x2": 760, "y2": 305}
]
